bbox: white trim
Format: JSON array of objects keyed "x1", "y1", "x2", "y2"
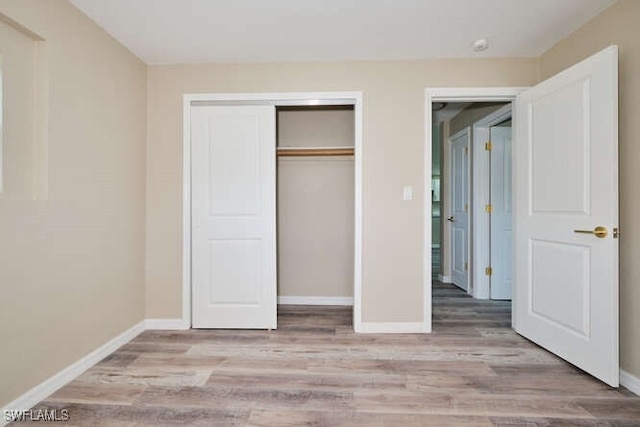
[
  {"x1": 439, "y1": 274, "x2": 453, "y2": 283},
  {"x1": 427, "y1": 87, "x2": 527, "y2": 102},
  {"x1": 145, "y1": 318, "x2": 190, "y2": 330},
  {"x1": 424, "y1": 87, "x2": 527, "y2": 334},
  {"x1": 182, "y1": 96, "x2": 192, "y2": 333},
  {"x1": 277, "y1": 296, "x2": 354, "y2": 306},
  {"x1": 423, "y1": 90, "x2": 433, "y2": 333},
  {"x1": 353, "y1": 96, "x2": 364, "y2": 333},
  {"x1": 183, "y1": 92, "x2": 363, "y2": 332},
  {"x1": 358, "y1": 322, "x2": 429, "y2": 334},
  {"x1": 0, "y1": 321, "x2": 145, "y2": 421},
  {"x1": 471, "y1": 104, "x2": 512, "y2": 300},
  {"x1": 620, "y1": 370, "x2": 640, "y2": 396},
  {"x1": 184, "y1": 92, "x2": 359, "y2": 103}
]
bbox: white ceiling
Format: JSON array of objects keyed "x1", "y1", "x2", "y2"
[{"x1": 68, "y1": 0, "x2": 616, "y2": 65}]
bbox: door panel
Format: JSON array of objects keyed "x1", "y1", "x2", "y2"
[
  {"x1": 450, "y1": 129, "x2": 470, "y2": 291},
  {"x1": 208, "y1": 239, "x2": 261, "y2": 304},
  {"x1": 191, "y1": 105, "x2": 277, "y2": 329},
  {"x1": 531, "y1": 79, "x2": 589, "y2": 214},
  {"x1": 208, "y1": 118, "x2": 261, "y2": 216},
  {"x1": 530, "y1": 240, "x2": 589, "y2": 335},
  {"x1": 514, "y1": 46, "x2": 618, "y2": 386}
]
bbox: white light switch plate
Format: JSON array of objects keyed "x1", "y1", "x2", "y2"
[{"x1": 403, "y1": 186, "x2": 413, "y2": 201}]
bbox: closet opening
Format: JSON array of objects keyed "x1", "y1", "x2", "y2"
[
  {"x1": 276, "y1": 105, "x2": 356, "y2": 323},
  {"x1": 184, "y1": 92, "x2": 363, "y2": 330}
]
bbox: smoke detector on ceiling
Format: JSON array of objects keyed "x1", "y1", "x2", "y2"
[{"x1": 472, "y1": 39, "x2": 489, "y2": 52}]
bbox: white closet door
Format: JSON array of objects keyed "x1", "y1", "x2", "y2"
[{"x1": 191, "y1": 105, "x2": 277, "y2": 329}]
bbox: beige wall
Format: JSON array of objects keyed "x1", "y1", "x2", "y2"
[
  {"x1": 146, "y1": 58, "x2": 538, "y2": 322},
  {"x1": 0, "y1": 0, "x2": 147, "y2": 406},
  {"x1": 278, "y1": 107, "x2": 354, "y2": 148},
  {"x1": 277, "y1": 108, "x2": 354, "y2": 298},
  {"x1": 278, "y1": 158, "x2": 354, "y2": 298},
  {"x1": 0, "y1": 18, "x2": 36, "y2": 198},
  {"x1": 540, "y1": 0, "x2": 640, "y2": 379}
]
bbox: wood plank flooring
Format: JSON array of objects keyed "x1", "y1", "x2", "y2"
[{"x1": 21, "y1": 282, "x2": 640, "y2": 426}]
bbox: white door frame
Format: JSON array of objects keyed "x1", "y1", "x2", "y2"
[
  {"x1": 472, "y1": 104, "x2": 512, "y2": 299},
  {"x1": 424, "y1": 88, "x2": 526, "y2": 331},
  {"x1": 182, "y1": 92, "x2": 364, "y2": 330}
]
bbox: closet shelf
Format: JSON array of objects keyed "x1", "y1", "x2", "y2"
[{"x1": 277, "y1": 147, "x2": 354, "y2": 157}]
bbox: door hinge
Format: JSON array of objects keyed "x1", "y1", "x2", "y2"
[
  {"x1": 485, "y1": 141, "x2": 492, "y2": 151},
  {"x1": 464, "y1": 203, "x2": 469, "y2": 212},
  {"x1": 464, "y1": 262, "x2": 468, "y2": 272},
  {"x1": 464, "y1": 146, "x2": 469, "y2": 155},
  {"x1": 485, "y1": 267, "x2": 493, "y2": 276},
  {"x1": 485, "y1": 204, "x2": 492, "y2": 213},
  {"x1": 613, "y1": 227, "x2": 619, "y2": 238}
]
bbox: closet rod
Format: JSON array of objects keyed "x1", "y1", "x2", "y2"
[{"x1": 277, "y1": 147, "x2": 354, "y2": 157}]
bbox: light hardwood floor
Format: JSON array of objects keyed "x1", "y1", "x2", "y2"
[{"x1": 22, "y1": 282, "x2": 640, "y2": 426}]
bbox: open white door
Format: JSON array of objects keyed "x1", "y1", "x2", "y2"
[
  {"x1": 191, "y1": 105, "x2": 277, "y2": 329},
  {"x1": 514, "y1": 46, "x2": 618, "y2": 386},
  {"x1": 449, "y1": 128, "x2": 470, "y2": 292},
  {"x1": 490, "y1": 125, "x2": 513, "y2": 300}
]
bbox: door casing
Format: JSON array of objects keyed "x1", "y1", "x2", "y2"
[
  {"x1": 471, "y1": 104, "x2": 513, "y2": 299},
  {"x1": 182, "y1": 92, "x2": 363, "y2": 330}
]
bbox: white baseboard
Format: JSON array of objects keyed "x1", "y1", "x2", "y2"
[
  {"x1": 0, "y1": 321, "x2": 145, "y2": 424},
  {"x1": 620, "y1": 370, "x2": 640, "y2": 396},
  {"x1": 356, "y1": 322, "x2": 429, "y2": 333},
  {"x1": 278, "y1": 296, "x2": 354, "y2": 306},
  {"x1": 145, "y1": 318, "x2": 190, "y2": 330},
  {"x1": 439, "y1": 274, "x2": 453, "y2": 283}
]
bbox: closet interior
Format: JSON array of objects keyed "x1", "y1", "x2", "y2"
[{"x1": 276, "y1": 105, "x2": 355, "y2": 303}]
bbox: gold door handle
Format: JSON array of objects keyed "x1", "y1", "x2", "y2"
[
  {"x1": 573, "y1": 226, "x2": 608, "y2": 239},
  {"x1": 447, "y1": 216, "x2": 455, "y2": 222}
]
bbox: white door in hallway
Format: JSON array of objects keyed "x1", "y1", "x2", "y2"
[
  {"x1": 490, "y1": 125, "x2": 513, "y2": 300},
  {"x1": 514, "y1": 46, "x2": 619, "y2": 386},
  {"x1": 449, "y1": 128, "x2": 470, "y2": 292},
  {"x1": 191, "y1": 105, "x2": 277, "y2": 329}
]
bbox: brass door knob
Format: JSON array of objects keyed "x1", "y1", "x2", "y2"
[{"x1": 574, "y1": 226, "x2": 608, "y2": 239}]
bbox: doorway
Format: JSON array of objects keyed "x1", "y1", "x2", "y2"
[
  {"x1": 431, "y1": 100, "x2": 513, "y2": 301},
  {"x1": 424, "y1": 88, "x2": 522, "y2": 332}
]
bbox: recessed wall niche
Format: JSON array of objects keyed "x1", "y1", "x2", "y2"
[{"x1": 0, "y1": 13, "x2": 48, "y2": 200}]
